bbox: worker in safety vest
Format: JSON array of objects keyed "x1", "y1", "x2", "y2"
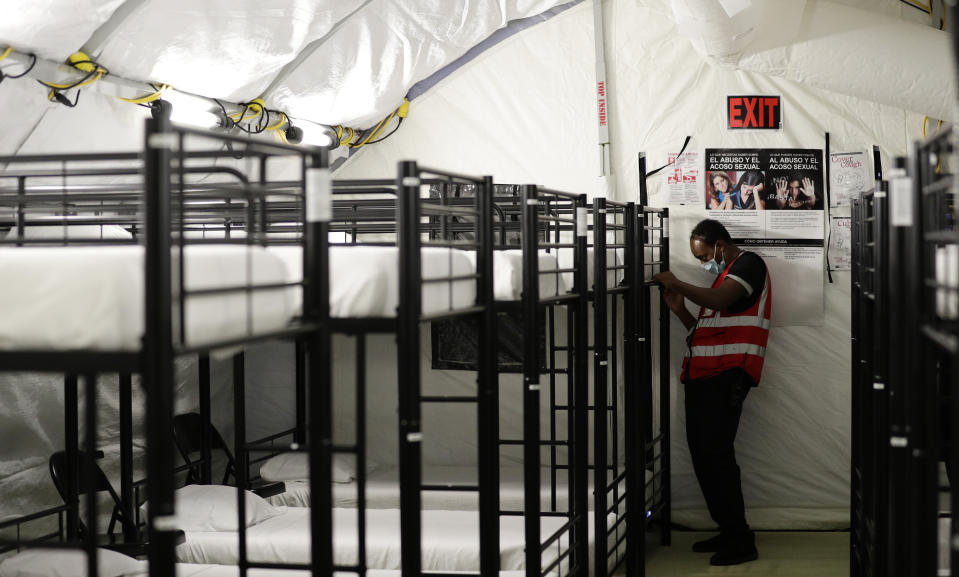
[{"x1": 652, "y1": 218, "x2": 770, "y2": 567}]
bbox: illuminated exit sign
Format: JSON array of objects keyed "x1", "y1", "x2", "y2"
[{"x1": 727, "y1": 95, "x2": 782, "y2": 130}]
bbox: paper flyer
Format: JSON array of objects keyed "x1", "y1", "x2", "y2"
[
  {"x1": 829, "y1": 151, "x2": 870, "y2": 207},
  {"x1": 665, "y1": 150, "x2": 701, "y2": 204},
  {"x1": 829, "y1": 216, "x2": 851, "y2": 270}
]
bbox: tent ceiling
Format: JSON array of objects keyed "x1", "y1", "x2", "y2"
[{"x1": 0, "y1": 0, "x2": 570, "y2": 129}]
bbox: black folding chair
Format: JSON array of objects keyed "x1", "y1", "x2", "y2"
[
  {"x1": 48, "y1": 450, "x2": 141, "y2": 551},
  {"x1": 172, "y1": 412, "x2": 284, "y2": 498},
  {"x1": 172, "y1": 412, "x2": 235, "y2": 486}
]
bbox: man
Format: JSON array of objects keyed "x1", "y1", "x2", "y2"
[{"x1": 652, "y1": 218, "x2": 770, "y2": 566}]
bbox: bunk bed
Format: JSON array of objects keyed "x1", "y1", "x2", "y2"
[
  {"x1": 224, "y1": 180, "x2": 670, "y2": 577},
  {"x1": 0, "y1": 116, "x2": 329, "y2": 577},
  {"x1": 909, "y1": 127, "x2": 957, "y2": 577}
]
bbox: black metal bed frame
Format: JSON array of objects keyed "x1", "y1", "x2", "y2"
[
  {"x1": 0, "y1": 142, "x2": 673, "y2": 577},
  {"x1": 0, "y1": 117, "x2": 328, "y2": 577},
  {"x1": 851, "y1": 129, "x2": 958, "y2": 576},
  {"x1": 908, "y1": 127, "x2": 956, "y2": 577},
  {"x1": 850, "y1": 147, "x2": 887, "y2": 577}
]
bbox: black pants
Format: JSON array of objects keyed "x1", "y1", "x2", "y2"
[{"x1": 684, "y1": 369, "x2": 752, "y2": 536}]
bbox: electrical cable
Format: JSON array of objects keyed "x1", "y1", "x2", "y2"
[
  {"x1": 115, "y1": 83, "x2": 169, "y2": 104},
  {"x1": 0, "y1": 48, "x2": 37, "y2": 85},
  {"x1": 39, "y1": 52, "x2": 108, "y2": 106},
  {"x1": 901, "y1": 0, "x2": 932, "y2": 14}
]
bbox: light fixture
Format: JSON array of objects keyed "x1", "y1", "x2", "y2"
[
  {"x1": 151, "y1": 90, "x2": 232, "y2": 130},
  {"x1": 286, "y1": 121, "x2": 339, "y2": 149}
]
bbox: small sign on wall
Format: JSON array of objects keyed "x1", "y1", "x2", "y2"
[{"x1": 727, "y1": 95, "x2": 782, "y2": 130}]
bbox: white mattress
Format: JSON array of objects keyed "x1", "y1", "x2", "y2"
[
  {"x1": 462, "y1": 250, "x2": 565, "y2": 301},
  {"x1": 269, "y1": 245, "x2": 476, "y2": 317},
  {"x1": 268, "y1": 464, "x2": 641, "y2": 513},
  {"x1": 0, "y1": 245, "x2": 295, "y2": 351},
  {"x1": 175, "y1": 506, "x2": 616, "y2": 573},
  {"x1": 172, "y1": 565, "x2": 528, "y2": 577}
]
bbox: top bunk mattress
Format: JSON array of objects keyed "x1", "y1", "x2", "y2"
[
  {"x1": 270, "y1": 245, "x2": 477, "y2": 318},
  {"x1": 0, "y1": 245, "x2": 295, "y2": 352}
]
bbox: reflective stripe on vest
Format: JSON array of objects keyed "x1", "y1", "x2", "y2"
[{"x1": 683, "y1": 251, "x2": 771, "y2": 384}]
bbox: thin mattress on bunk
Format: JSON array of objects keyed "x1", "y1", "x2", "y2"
[
  {"x1": 268, "y1": 245, "x2": 476, "y2": 317},
  {"x1": 174, "y1": 506, "x2": 620, "y2": 574},
  {"x1": 266, "y1": 462, "x2": 642, "y2": 512},
  {"x1": 0, "y1": 245, "x2": 295, "y2": 351},
  {"x1": 0, "y1": 548, "x2": 534, "y2": 577}
]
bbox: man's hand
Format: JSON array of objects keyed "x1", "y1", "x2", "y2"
[
  {"x1": 663, "y1": 288, "x2": 685, "y2": 313},
  {"x1": 652, "y1": 271, "x2": 679, "y2": 290}
]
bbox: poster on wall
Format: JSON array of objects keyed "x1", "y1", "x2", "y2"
[
  {"x1": 829, "y1": 151, "x2": 870, "y2": 207},
  {"x1": 704, "y1": 148, "x2": 825, "y2": 325},
  {"x1": 829, "y1": 216, "x2": 852, "y2": 270},
  {"x1": 665, "y1": 150, "x2": 700, "y2": 204}
]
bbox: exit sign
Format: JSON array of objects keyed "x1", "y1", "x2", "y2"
[{"x1": 727, "y1": 95, "x2": 782, "y2": 130}]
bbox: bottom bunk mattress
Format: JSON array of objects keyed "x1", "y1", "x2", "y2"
[
  {"x1": 267, "y1": 463, "x2": 644, "y2": 512},
  {"x1": 175, "y1": 507, "x2": 620, "y2": 574},
  {"x1": 0, "y1": 548, "x2": 534, "y2": 577}
]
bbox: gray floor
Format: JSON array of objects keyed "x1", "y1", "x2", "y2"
[{"x1": 616, "y1": 531, "x2": 849, "y2": 577}]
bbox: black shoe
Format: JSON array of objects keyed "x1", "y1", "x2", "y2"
[
  {"x1": 709, "y1": 541, "x2": 759, "y2": 566},
  {"x1": 692, "y1": 533, "x2": 726, "y2": 552}
]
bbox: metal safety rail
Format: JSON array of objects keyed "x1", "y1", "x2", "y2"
[
  {"x1": 849, "y1": 165, "x2": 889, "y2": 577},
  {"x1": 0, "y1": 117, "x2": 328, "y2": 577}
]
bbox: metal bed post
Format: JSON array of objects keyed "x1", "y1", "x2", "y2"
[
  {"x1": 118, "y1": 373, "x2": 137, "y2": 541},
  {"x1": 477, "y1": 175, "x2": 501, "y2": 577},
  {"x1": 234, "y1": 352, "x2": 249, "y2": 577},
  {"x1": 635, "y1": 206, "x2": 650, "y2": 577},
  {"x1": 397, "y1": 160, "x2": 423, "y2": 577},
  {"x1": 573, "y1": 194, "x2": 590, "y2": 577},
  {"x1": 521, "y1": 184, "x2": 542, "y2": 577},
  {"x1": 873, "y1": 178, "x2": 890, "y2": 577},
  {"x1": 850, "y1": 197, "x2": 863, "y2": 577},
  {"x1": 593, "y1": 198, "x2": 610, "y2": 577},
  {"x1": 199, "y1": 355, "x2": 213, "y2": 484},
  {"x1": 64, "y1": 375, "x2": 79, "y2": 541},
  {"x1": 305, "y1": 150, "x2": 334, "y2": 577},
  {"x1": 621, "y1": 202, "x2": 641, "y2": 577},
  {"x1": 886, "y1": 158, "x2": 912, "y2": 577},
  {"x1": 658, "y1": 208, "x2": 671, "y2": 546},
  {"x1": 143, "y1": 114, "x2": 178, "y2": 577},
  {"x1": 294, "y1": 341, "x2": 307, "y2": 445},
  {"x1": 82, "y1": 374, "x2": 99, "y2": 577}
]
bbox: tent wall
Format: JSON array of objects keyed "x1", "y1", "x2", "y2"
[{"x1": 335, "y1": 0, "x2": 942, "y2": 529}]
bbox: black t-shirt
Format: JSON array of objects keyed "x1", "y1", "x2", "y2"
[{"x1": 722, "y1": 251, "x2": 767, "y2": 313}]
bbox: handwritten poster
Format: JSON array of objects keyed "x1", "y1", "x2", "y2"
[
  {"x1": 829, "y1": 151, "x2": 870, "y2": 207},
  {"x1": 829, "y1": 216, "x2": 851, "y2": 270},
  {"x1": 665, "y1": 151, "x2": 701, "y2": 204}
]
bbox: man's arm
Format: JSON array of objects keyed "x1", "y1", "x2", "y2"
[
  {"x1": 663, "y1": 288, "x2": 697, "y2": 330},
  {"x1": 653, "y1": 271, "x2": 747, "y2": 311}
]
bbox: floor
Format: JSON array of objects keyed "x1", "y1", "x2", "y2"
[{"x1": 617, "y1": 531, "x2": 849, "y2": 577}]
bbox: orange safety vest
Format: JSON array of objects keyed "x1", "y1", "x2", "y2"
[{"x1": 681, "y1": 252, "x2": 771, "y2": 385}]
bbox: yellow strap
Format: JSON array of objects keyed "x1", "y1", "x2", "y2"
[{"x1": 0, "y1": 46, "x2": 12, "y2": 63}]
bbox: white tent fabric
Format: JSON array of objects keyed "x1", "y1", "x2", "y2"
[
  {"x1": 332, "y1": 0, "x2": 951, "y2": 529},
  {"x1": 0, "y1": 0, "x2": 955, "y2": 532}
]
